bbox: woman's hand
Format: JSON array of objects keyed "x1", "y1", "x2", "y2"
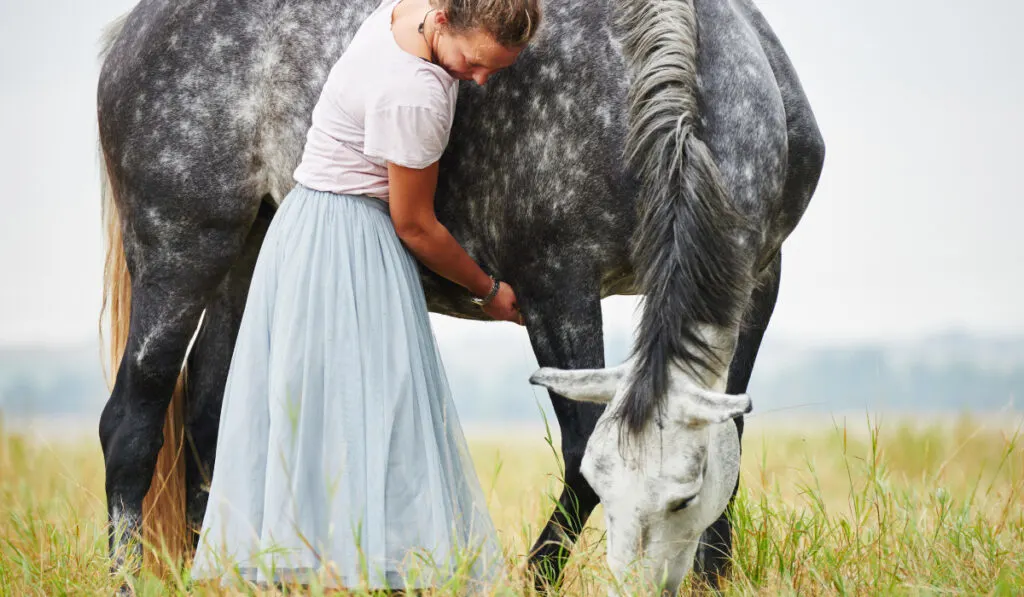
[{"x1": 482, "y1": 282, "x2": 524, "y2": 325}]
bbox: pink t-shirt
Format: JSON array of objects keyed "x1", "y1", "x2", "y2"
[{"x1": 292, "y1": 0, "x2": 459, "y2": 201}]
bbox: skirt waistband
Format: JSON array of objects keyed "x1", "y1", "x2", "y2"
[{"x1": 294, "y1": 183, "x2": 390, "y2": 215}]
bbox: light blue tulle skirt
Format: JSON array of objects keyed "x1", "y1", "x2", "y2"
[{"x1": 191, "y1": 184, "x2": 501, "y2": 591}]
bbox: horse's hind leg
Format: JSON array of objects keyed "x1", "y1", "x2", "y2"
[
  {"x1": 183, "y1": 199, "x2": 275, "y2": 541},
  {"x1": 519, "y1": 274, "x2": 605, "y2": 589},
  {"x1": 695, "y1": 253, "x2": 781, "y2": 587},
  {"x1": 98, "y1": 190, "x2": 257, "y2": 567}
]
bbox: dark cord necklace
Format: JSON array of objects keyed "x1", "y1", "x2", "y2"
[{"x1": 417, "y1": 8, "x2": 438, "y2": 64}]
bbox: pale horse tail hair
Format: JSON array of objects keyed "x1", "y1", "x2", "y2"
[
  {"x1": 617, "y1": 0, "x2": 753, "y2": 437},
  {"x1": 98, "y1": 11, "x2": 189, "y2": 571}
]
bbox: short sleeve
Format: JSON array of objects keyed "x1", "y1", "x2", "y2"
[{"x1": 364, "y1": 103, "x2": 452, "y2": 169}]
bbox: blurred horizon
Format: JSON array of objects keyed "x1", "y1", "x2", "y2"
[{"x1": 3, "y1": 326, "x2": 1020, "y2": 427}]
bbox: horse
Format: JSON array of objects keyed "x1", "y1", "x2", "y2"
[{"x1": 96, "y1": 0, "x2": 823, "y2": 589}]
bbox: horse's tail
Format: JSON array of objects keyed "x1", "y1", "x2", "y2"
[
  {"x1": 99, "y1": 21, "x2": 189, "y2": 564},
  {"x1": 98, "y1": 11, "x2": 129, "y2": 62},
  {"x1": 98, "y1": 7, "x2": 130, "y2": 380},
  {"x1": 618, "y1": 0, "x2": 752, "y2": 435}
]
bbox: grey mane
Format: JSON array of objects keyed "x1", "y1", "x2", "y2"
[{"x1": 616, "y1": 0, "x2": 753, "y2": 436}]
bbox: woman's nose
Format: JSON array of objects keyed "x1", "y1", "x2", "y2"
[{"x1": 473, "y1": 72, "x2": 490, "y2": 86}]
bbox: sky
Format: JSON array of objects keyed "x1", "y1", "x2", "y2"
[{"x1": 1, "y1": 0, "x2": 1022, "y2": 357}]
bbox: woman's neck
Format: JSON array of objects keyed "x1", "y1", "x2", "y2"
[{"x1": 391, "y1": 0, "x2": 438, "y2": 64}]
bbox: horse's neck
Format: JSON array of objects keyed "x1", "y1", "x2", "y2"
[{"x1": 669, "y1": 324, "x2": 740, "y2": 390}]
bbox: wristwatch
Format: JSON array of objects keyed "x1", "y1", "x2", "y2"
[{"x1": 471, "y1": 276, "x2": 501, "y2": 308}]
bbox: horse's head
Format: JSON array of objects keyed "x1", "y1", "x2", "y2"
[{"x1": 530, "y1": 361, "x2": 749, "y2": 593}]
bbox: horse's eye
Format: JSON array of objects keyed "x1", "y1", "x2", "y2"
[{"x1": 668, "y1": 496, "x2": 696, "y2": 513}]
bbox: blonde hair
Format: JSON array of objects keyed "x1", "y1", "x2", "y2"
[{"x1": 435, "y1": 0, "x2": 542, "y2": 47}]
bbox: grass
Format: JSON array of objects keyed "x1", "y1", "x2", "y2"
[{"x1": 1, "y1": 413, "x2": 1021, "y2": 595}]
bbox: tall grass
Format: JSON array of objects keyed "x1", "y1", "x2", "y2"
[
  {"x1": 729, "y1": 415, "x2": 1023, "y2": 595},
  {"x1": 1, "y1": 414, "x2": 1021, "y2": 595}
]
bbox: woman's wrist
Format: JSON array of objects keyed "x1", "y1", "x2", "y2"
[
  {"x1": 470, "y1": 270, "x2": 496, "y2": 299},
  {"x1": 471, "y1": 276, "x2": 500, "y2": 307}
]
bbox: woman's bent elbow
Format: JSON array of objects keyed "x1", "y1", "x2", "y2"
[{"x1": 394, "y1": 222, "x2": 429, "y2": 247}]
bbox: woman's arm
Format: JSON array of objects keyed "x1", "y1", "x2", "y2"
[{"x1": 387, "y1": 160, "x2": 522, "y2": 323}]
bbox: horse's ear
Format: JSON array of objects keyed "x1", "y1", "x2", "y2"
[
  {"x1": 676, "y1": 388, "x2": 752, "y2": 426},
  {"x1": 529, "y1": 362, "x2": 630, "y2": 404}
]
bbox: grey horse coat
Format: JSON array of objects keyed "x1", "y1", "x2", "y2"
[{"x1": 96, "y1": 0, "x2": 823, "y2": 586}]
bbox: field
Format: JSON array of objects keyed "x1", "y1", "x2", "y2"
[{"x1": 1, "y1": 414, "x2": 1022, "y2": 595}]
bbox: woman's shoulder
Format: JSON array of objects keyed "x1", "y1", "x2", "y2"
[
  {"x1": 370, "y1": 64, "x2": 458, "y2": 115},
  {"x1": 362, "y1": 64, "x2": 458, "y2": 169}
]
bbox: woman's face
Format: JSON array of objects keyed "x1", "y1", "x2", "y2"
[{"x1": 435, "y1": 26, "x2": 524, "y2": 86}]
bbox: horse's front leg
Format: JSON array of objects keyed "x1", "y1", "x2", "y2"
[
  {"x1": 518, "y1": 272, "x2": 606, "y2": 589},
  {"x1": 694, "y1": 252, "x2": 781, "y2": 588}
]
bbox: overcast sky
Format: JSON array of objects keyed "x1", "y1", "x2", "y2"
[{"x1": 1, "y1": 0, "x2": 1022, "y2": 356}]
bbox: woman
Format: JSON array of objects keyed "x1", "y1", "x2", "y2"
[{"x1": 190, "y1": 0, "x2": 541, "y2": 590}]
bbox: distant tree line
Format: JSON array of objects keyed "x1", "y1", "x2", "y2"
[{"x1": 1, "y1": 339, "x2": 1021, "y2": 421}]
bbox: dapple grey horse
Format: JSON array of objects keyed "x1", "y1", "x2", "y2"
[{"x1": 96, "y1": 0, "x2": 823, "y2": 588}]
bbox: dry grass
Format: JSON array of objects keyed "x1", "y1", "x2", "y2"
[{"x1": 1, "y1": 413, "x2": 1021, "y2": 595}]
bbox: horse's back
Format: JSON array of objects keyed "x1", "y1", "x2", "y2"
[{"x1": 97, "y1": 0, "x2": 375, "y2": 204}]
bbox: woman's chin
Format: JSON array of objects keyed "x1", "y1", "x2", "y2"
[{"x1": 444, "y1": 68, "x2": 471, "y2": 81}]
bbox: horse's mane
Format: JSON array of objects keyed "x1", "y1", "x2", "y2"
[{"x1": 614, "y1": 0, "x2": 753, "y2": 438}]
